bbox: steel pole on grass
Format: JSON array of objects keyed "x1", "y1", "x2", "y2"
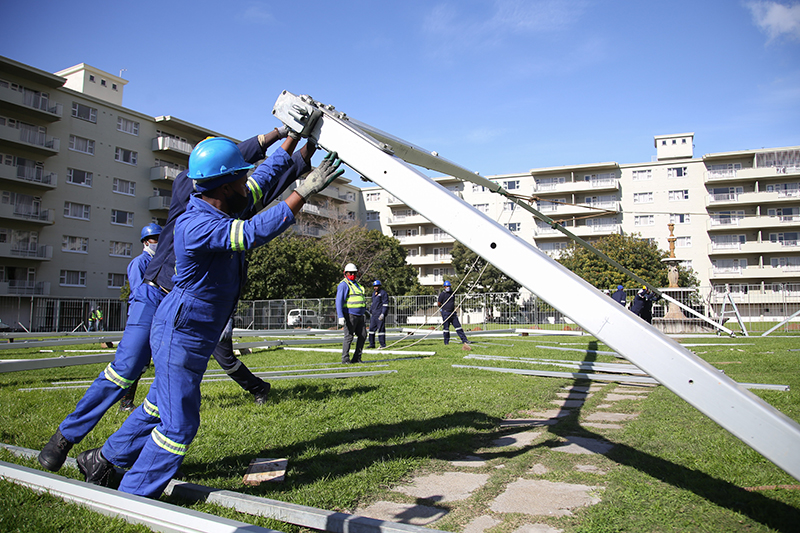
[{"x1": 273, "y1": 91, "x2": 800, "y2": 481}]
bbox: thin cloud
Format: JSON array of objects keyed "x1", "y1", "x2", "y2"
[
  {"x1": 746, "y1": 1, "x2": 800, "y2": 42},
  {"x1": 240, "y1": 2, "x2": 275, "y2": 25}
]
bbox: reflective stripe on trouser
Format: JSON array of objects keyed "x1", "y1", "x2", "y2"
[
  {"x1": 59, "y1": 283, "x2": 164, "y2": 444},
  {"x1": 342, "y1": 314, "x2": 367, "y2": 360},
  {"x1": 368, "y1": 313, "x2": 386, "y2": 347},
  {"x1": 113, "y1": 293, "x2": 222, "y2": 498},
  {"x1": 442, "y1": 311, "x2": 468, "y2": 344}
]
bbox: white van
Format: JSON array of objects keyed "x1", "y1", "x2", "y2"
[{"x1": 287, "y1": 309, "x2": 320, "y2": 328}]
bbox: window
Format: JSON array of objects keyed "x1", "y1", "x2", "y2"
[
  {"x1": 67, "y1": 168, "x2": 92, "y2": 187},
  {"x1": 62, "y1": 236, "x2": 88, "y2": 253},
  {"x1": 113, "y1": 178, "x2": 136, "y2": 195},
  {"x1": 111, "y1": 209, "x2": 134, "y2": 226},
  {"x1": 668, "y1": 190, "x2": 689, "y2": 201},
  {"x1": 472, "y1": 183, "x2": 489, "y2": 192},
  {"x1": 69, "y1": 135, "x2": 95, "y2": 155},
  {"x1": 503, "y1": 201, "x2": 516, "y2": 211},
  {"x1": 110, "y1": 241, "x2": 132, "y2": 257},
  {"x1": 504, "y1": 180, "x2": 520, "y2": 190},
  {"x1": 504, "y1": 222, "x2": 521, "y2": 232},
  {"x1": 366, "y1": 211, "x2": 379, "y2": 221},
  {"x1": 89, "y1": 75, "x2": 95, "y2": 82},
  {"x1": 117, "y1": 116, "x2": 139, "y2": 135},
  {"x1": 634, "y1": 215, "x2": 654, "y2": 226},
  {"x1": 633, "y1": 192, "x2": 654, "y2": 203},
  {"x1": 675, "y1": 236, "x2": 692, "y2": 247},
  {"x1": 632, "y1": 169, "x2": 652, "y2": 181},
  {"x1": 771, "y1": 257, "x2": 800, "y2": 269},
  {"x1": 670, "y1": 213, "x2": 691, "y2": 224},
  {"x1": 668, "y1": 167, "x2": 688, "y2": 178},
  {"x1": 473, "y1": 203, "x2": 489, "y2": 213},
  {"x1": 115, "y1": 147, "x2": 138, "y2": 165},
  {"x1": 71, "y1": 102, "x2": 97, "y2": 123},
  {"x1": 366, "y1": 192, "x2": 381, "y2": 201},
  {"x1": 64, "y1": 201, "x2": 90, "y2": 220},
  {"x1": 108, "y1": 273, "x2": 126, "y2": 289},
  {"x1": 60, "y1": 270, "x2": 86, "y2": 287}
]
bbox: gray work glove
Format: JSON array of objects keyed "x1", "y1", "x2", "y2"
[
  {"x1": 295, "y1": 151, "x2": 344, "y2": 199},
  {"x1": 378, "y1": 313, "x2": 384, "y2": 321}
]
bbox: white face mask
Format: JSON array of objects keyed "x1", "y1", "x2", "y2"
[
  {"x1": 445, "y1": 287, "x2": 451, "y2": 292},
  {"x1": 145, "y1": 242, "x2": 158, "y2": 256}
]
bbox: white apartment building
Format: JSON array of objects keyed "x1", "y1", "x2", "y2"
[
  {"x1": 363, "y1": 133, "x2": 800, "y2": 299},
  {"x1": 0, "y1": 56, "x2": 359, "y2": 317}
]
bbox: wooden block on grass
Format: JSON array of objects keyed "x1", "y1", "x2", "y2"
[{"x1": 243, "y1": 458, "x2": 287, "y2": 485}]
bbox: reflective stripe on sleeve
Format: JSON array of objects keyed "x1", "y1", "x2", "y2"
[
  {"x1": 151, "y1": 428, "x2": 188, "y2": 456},
  {"x1": 247, "y1": 177, "x2": 263, "y2": 203},
  {"x1": 104, "y1": 364, "x2": 135, "y2": 389},
  {"x1": 230, "y1": 220, "x2": 245, "y2": 252}
]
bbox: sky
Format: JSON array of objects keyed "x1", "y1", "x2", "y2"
[{"x1": 1, "y1": 0, "x2": 798, "y2": 186}]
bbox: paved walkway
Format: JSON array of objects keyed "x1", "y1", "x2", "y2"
[{"x1": 355, "y1": 381, "x2": 656, "y2": 532}]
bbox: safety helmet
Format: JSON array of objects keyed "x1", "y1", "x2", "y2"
[
  {"x1": 344, "y1": 263, "x2": 358, "y2": 272},
  {"x1": 617, "y1": 285, "x2": 624, "y2": 290},
  {"x1": 189, "y1": 137, "x2": 254, "y2": 192},
  {"x1": 373, "y1": 280, "x2": 381, "y2": 286},
  {"x1": 140, "y1": 223, "x2": 162, "y2": 242},
  {"x1": 443, "y1": 280, "x2": 451, "y2": 287}
]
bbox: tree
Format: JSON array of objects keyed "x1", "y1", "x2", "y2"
[
  {"x1": 555, "y1": 232, "x2": 699, "y2": 290},
  {"x1": 242, "y1": 234, "x2": 341, "y2": 300},
  {"x1": 321, "y1": 226, "x2": 421, "y2": 296},
  {"x1": 449, "y1": 241, "x2": 521, "y2": 293}
]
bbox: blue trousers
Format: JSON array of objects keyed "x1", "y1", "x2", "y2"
[
  {"x1": 59, "y1": 284, "x2": 164, "y2": 444},
  {"x1": 103, "y1": 291, "x2": 229, "y2": 498},
  {"x1": 441, "y1": 310, "x2": 468, "y2": 344},
  {"x1": 368, "y1": 313, "x2": 386, "y2": 348}
]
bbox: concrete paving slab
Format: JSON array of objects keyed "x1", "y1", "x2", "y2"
[
  {"x1": 549, "y1": 399, "x2": 585, "y2": 408},
  {"x1": 450, "y1": 456, "x2": 487, "y2": 468},
  {"x1": 556, "y1": 392, "x2": 589, "y2": 400},
  {"x1": 355, "y1": 501, "x2": 447, "y2": 525},
  {"x1": 604, "y1": 393, "x2": 646, "y2": 401},
  {"x1": 491, "y1": 430, "x2": 543, "y2": 448},
  {"x1": 596, "y1": 404, "x2": 613, "y2": 409},
  {"x1": 396, "y1": 472, "x2": 491, "y2": 502},
  {"x1": 581, "y1": 422, "x2": 623, "y2": 430},
  {"x1": 585, "y1": 412, "x2": 639, "y2": 422},
  {"x1": 513, "y1": 523, "x2": 564, "y2": 533},
  {"x1": 528, "y1": 463, "x2": 549, "y2": 475},
  {"x1": 574, "y1": 464, "x2": 607, "y2": 475},
  {"x1": 500, "y1": 418, "x2": 562, "y2": 428},
  {"x1": 464, "y1": 514, "x2": 501, "y2": 533},
  {"x1": 552, "y1": 436, "x2": 615, "y2": 455},
  {"x1": 490, "y1": 478, "x2": 602, "y2": 516}
]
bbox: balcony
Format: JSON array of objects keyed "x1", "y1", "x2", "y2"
[
  {"x1": 709, "y1": 240, "x2": 800, "y2": 255},
  {"x1": 0, "y1": 164, "x2": 57, "y2": 189},
  {"x1": 407, "y1": 254, "x2": 452, "y2": 266},
  {"x1": 152, "y1": 136, "x2": 193, "y2": 156},
  {"x1": 387, "y1": 195, "x2": 406, "y2": 206},
  {"x1": 0, "y1": 127, "x2": 60, "y2": 156},
  {"x1": 0, "y1": 243, "x2": 52, "y2": 260},
  {"x1": 706, "y1": 190, "x2": 800, "y2": 207},
  {"x1": 317, "y1": 186, "x2": 356, "y2": 203},
  {"x1": 708, "y1": 214, "x2": 800, "y2": 232},
  {"x1": 300, "y1": 203, "x2": 347, "y2": 220},
  {"x1": 533, "y1": 177, "x2": 620, "y2": 194},
  {"x1": 0, "y1": 204, "x2": 54, "y2": 224},
  {"x1": 0, "y1": 85, "x2": 62, "y2": 122},
  {"x1": 571, "y1": 224, "x2": 622, "y2": 238},
  {"x1": 388, "y1": 214, "x2": 429, "y2": 225},
  {"x1": 150, "y1": 165, "x2": 182, "y2": 182},
  {"x1": 536, "y1": 200, "x2": 620, "y2": 218},
  {"x1": 710, "y1": 265, "x2": 800, "y2": 280},
  {"x1": 705, "y1": 166, "x2": 800, "y2": 183},
  {"x1": 396, "y1": 233, "x2": 454, "y2": 246},
  {"x1": 0, "y1": 280, "x2": 50, "y2": 296},
  {"x1": 149, "y1": 195, "x2": 172, "y2": 211}
]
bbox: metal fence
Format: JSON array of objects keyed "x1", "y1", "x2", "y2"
[{"x1": 1, "y1": 284, "x2": 798, "y2": 334}]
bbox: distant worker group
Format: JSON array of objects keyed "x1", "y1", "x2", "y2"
[{"x1": 607, "y1": 285, "x2": 661, "y2": 324}]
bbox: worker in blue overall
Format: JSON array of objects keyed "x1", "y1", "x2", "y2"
[
  {"x1": 611, "y1": 285, "x2": 626, "y2": 306},
  {"x1": 72, "y1": 139, "x2": 343, "y2": 497},
  {"x1": 368, "y1": 280, "x2": 389, "y2": 349},
  {"x1": 336, "y1": 263, "x2": 367, "y2": 364},
  {"x1": 118, "y1": 223, "x2": 162, "y2": 412},
  {"x1": 37, "y1": 127, "x2": 314, "y2": 473},
  {"x1": 437, "y1": 280, "x2": 469, "y2": 345}
]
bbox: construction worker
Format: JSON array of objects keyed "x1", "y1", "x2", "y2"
[
  {"x1": 87, "y1": 306, "x2": 96, "y2": 331},
  {"x1": 611, "y1": 285, "x2": 626, "y2": 306},
  {"x1": 630, "y1": 286, "x2": 659, "y2": 324},
  {"x1": 336, "y1": 263, "x2": 367, "y2": 364},
  {"x1": 37, "y1": 128, "x2": 314, "y2": 474},
  {"x1": 368, "y1": 280, "x2": 389, "y2": 349},
  {"x1": 71, "y1": 139, "x2": 343, "y2": 498},
  {"x1": 93, "y1": 307, "x2": 104, "y2": 331},
  {"x1": 436, "y1": 280, "x2": 469, "y2": 345},
  {"x1": 119, "y1": 223, "x2": 163, "y2": 412}
]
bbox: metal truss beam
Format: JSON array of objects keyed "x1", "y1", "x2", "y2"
[{"x1": 273, "y1": 91, "x2": 800, "y2": 481}]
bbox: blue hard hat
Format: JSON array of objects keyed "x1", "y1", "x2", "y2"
[
  {"x1": 443, "y1": 280, "x2": 451, "y2": 287},
  {"x1": 617, "y1": 285, "x2": 624, "y2": 290},
  {"x1": 140, "y1": 223, "x2": 162, "y2": 242},
  {"x1": 189, "y1": 137, "x2": 254, "y2": 192},
  {"x1": 373, "y1": 280, "x2": 381, "y2": 286}
]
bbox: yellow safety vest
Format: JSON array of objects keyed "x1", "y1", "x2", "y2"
[{"x1": 344, "y1": 279, "x2": 366, "y2": 309}]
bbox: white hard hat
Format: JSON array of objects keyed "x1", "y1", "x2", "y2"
[{"x1": 344, "y1": 263, "x2": 358, "y2": 272}]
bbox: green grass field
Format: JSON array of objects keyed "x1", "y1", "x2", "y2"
[{"x1": 1, "y1": 333, "x2": 799, "y2": 532}]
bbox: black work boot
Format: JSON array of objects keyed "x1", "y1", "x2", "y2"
[
  {"x1": 253, "y1": 382, "x2": 271, "y2": 405},
  {"x1": 38, "y1": 429, "x2": 73, "y2": 472},
  {"x1": 76, "y1": 448, "x2": 115, "y2": 487}
]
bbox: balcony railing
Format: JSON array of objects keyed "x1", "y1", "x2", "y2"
[
  {"x1": 149, "y1": 196, "x2": 172, "y2": 210},
  {"x1": 0, "y1": 280, "x2": 51, "y2": 295},
  {"x1": 150, "y1": 165, "x2": 182, "y2": 181},
  {"x1": 152, "y1": 136, "x2": 193, "y2": 155}
]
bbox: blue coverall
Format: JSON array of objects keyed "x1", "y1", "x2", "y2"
[
  {"x1": 126, "y1": 249, "x2": 153, "y2": 299},
  {"x1": 438, "y1": 289, "x2": 469, "y2": 344},
  {"x1": 336, "y1": 278, "x2": 367, "y2": 363},
  {"x1": 56, "y1": 137, "x2": 305, "y2": 447},
  {"x1": 368, "y1": 287, "x2": 389, "y2": 348},
  {"x1": 101, "y1": 169, "x2": 296, "y2": 498}
]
